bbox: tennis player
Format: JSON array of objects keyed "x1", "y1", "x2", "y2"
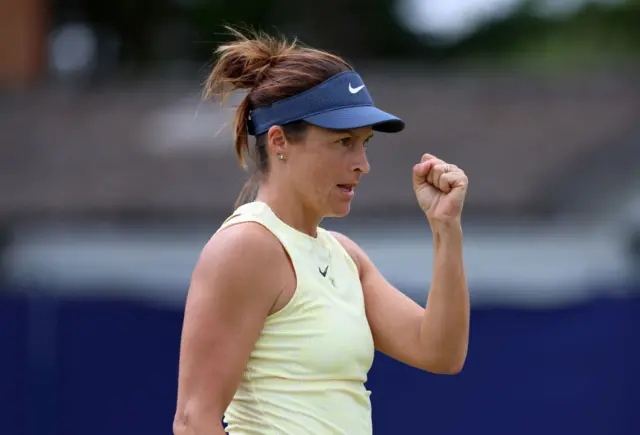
[{"x1": 174, "y1": 29, "x2": 470, "y2": 435}]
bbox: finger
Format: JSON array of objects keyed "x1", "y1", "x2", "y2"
[
  {"x1": 421, "y1": 154, "x2": 444, "y2": 175},
  {"x1": 428, "y1": 165, "x2": 436, "y2": 186},
  {"x1": 431, "y1": 163, "x2": 462, "y2": 189},
  {"x1": 421, "y1": 153, "x2": 438, "y2": 163},
  {"x1": 413, "y1": 160, "x2": 436, "y2": 179},
  {"x1": 412, "y1": 162, "x2": 428, "y2": 188},
  {"x1": 447, "y1": 163, "x2": 460, "y2": 172},
  {"x1": 428, "y1": 164, "x2": 438, "y2": 186},
  {"x1": 439, "y1": 171, "x2": 468, "y2": 192},
  {"x1": 429, "y1": 162, "x2": 449, "y2": 188}
]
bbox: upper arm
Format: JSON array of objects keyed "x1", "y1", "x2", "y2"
[
  {"x1": 175, "y1": 223, "x2": 289, "y2": 429},
  {"x1": 330, "y1": 232, "x2": 430, "y2": 371}
]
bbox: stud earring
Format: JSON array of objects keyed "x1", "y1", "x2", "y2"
[{"x1": 277, "y1": 152, "x2": 284, "y2": 161}]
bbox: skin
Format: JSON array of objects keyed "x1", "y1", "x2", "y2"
[
  {"x1": 173, "y1": 124, "x2": 470, "y2": 435},
  {"x1": 257, "y1": 125, "x2": 374, "y2": 234}
]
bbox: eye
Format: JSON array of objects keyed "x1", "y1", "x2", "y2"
[{"x1": 338, "y1": 137, "x2": 351, "y2": 146}]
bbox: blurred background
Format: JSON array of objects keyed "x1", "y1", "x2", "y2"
[{"x1": 1, "y1": 0, "x2": 640, "y2": 434}]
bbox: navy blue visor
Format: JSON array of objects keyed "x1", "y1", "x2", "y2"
[{"x1": 247, "y1": 71, "x2": 405, "y2": 136}]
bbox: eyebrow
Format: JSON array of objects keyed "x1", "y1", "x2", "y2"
[{"x1": 333, "y1": 129, "x2": 374, "y2": 139}]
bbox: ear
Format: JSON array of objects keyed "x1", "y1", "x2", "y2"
[{"x1": 266, "y1": 126, "x2": 287, "y2": 158}]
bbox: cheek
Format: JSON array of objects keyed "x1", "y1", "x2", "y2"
[{"x1": 298, "y1": 156, "x2": 334, "y2": 195}]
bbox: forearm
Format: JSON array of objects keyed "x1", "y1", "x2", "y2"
[{"x1": 420, "y1": 219, "x2": 470, "y2": 373}]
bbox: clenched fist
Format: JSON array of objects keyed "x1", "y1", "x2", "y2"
[{"x1": 412, "y1": 154, "x2": 468, "y2": 224}]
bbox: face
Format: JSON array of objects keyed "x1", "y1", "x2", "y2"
[{"x1": 268, "y1": 124, "x2": 373, "y2": 218}]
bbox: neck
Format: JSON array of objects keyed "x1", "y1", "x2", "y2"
[{"x1": 255, "y1": 182, "x2": 322, "y2": 238}]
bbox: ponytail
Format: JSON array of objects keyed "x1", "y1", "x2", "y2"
[
  {"x1": 204, "y1": 27, "x2": 292, "y2": 210},
  {"x1": 204, "y1": 27, "x2": 353, "y2": 210},
  {"x1": 232, "y1": 95, "x2": 258, "y2": 209},
  {"x1": 233, "y1": 97, "x2": 251, "y2": 169}
]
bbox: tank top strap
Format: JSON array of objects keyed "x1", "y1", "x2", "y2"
[
  {"x1": 217, "y1": 202, "x2": 275, "y2": 233},
  {"x1": 215, "y1": 201, "x2": 311, "y2": 277},
  {"x1": 216, "y1": 202, "x2": 355, "y2": 275},
  {"x1": 220, "y1": 202, "x2": 325, "y2": 246}
]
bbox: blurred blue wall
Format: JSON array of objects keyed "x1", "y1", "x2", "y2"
[{"x1": 1, "y1": 284, "x2": 639, "y2": 435}]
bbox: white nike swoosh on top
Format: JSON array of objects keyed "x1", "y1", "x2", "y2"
[{"x1": 348, "y1": 83, "x2": 365, "y2": 94}]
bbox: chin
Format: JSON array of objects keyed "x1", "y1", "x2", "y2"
[{"x1": 327, "y1": 202, "x2": 352, "y2": 218}]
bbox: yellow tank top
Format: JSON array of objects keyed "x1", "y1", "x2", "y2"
[{"x1": 219, "y1": 201, "x2": 375, "y2": 435}]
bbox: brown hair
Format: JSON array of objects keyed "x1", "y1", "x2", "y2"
[{"x1": 204, "y1": 27, "x2": 353, "y2": 208}]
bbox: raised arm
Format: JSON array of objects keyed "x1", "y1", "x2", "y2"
[
  {"x1": 331, "y1": 153, "x2": 470, "y2": 374},
  {"x1": 333, "y1": 222, "x2": 468, "y2": 374},
  {"x1": 173, "y1": 223, "x2": 289, "y2": 434}
]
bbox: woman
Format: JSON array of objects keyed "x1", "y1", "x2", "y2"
[{"x1": 174, "y1": 29, "x2": 469, "y2": 435}]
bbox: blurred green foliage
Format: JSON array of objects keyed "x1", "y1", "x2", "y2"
[
  {"x1": 441, "y1": 0, "x2": 640, "y2": 70},
  {"x1": 61, "y1": 0, "x2": 640, "y2": 71}
]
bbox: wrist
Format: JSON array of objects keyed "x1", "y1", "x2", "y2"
[
  {"x1": 428, "y1": 218, "x2": 463, "y2": 239},
  {"x1": 428, "y1": 215, "x2": 462, "y2": 230}
]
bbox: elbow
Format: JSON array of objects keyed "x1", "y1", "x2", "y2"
[
  {"x1": 419, "y1": 351, "x2": 467, "y2": 375},
  {"x1": 173, "y1": 399, "x2": 194, "y2": 435},
  {"x1": 437, "y1": 359, "x2": 465, "y2": 375},
  {"x1": 427, "y1": 360, "x2": 465, "y2": 375},
  {"x1": 441, "y1": 350, "x2": 467, "y2": 375},
  {"x1": 173, "y1": 413, "x2": 188, "y2": 435},
  {"x1": 173, "y1": 408, "x2": 200, "y2": 435}
]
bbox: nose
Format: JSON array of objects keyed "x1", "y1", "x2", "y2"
[{"x1": 353, "y1": 145, "x2": 370, "y2": 174}]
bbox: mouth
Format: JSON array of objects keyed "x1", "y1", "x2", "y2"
[{"x1": 337, "y1": 183, "x2": 356, "y2": 193}]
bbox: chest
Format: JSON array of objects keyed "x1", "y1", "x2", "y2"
[{"x1": 262, "y1": 251, "x2": 375, "y2": 378}]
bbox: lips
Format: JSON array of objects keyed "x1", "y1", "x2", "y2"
[{"x1": 337, "y1": 184, "x2": 355, "y2": 192}]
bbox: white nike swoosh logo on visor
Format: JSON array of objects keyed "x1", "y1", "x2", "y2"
[{"x1": 348, "y1": 83, "x2": 365, "y2": 94}]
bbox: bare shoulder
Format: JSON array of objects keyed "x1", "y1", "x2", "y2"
[
  {"x1": 176, "y1": 221, "x2": 292, "y2": 425},
  {"x1": 199, "y1": 222, "x2": 284, "y2": 270},
  {"x1": 191, "y1": 222, "x2": 289, "y2": 304}
]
